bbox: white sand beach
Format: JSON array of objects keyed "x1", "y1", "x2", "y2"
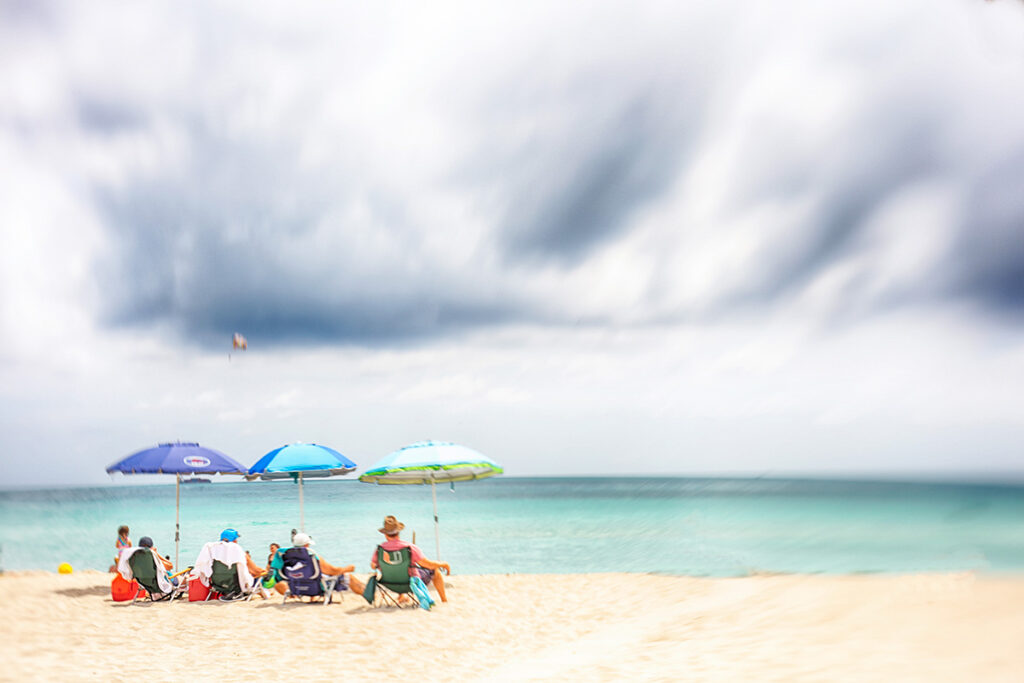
[{"x1": 1, "y1": 571, "x2": 1022, "y2": 682}]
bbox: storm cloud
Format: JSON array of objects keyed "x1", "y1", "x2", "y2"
[
  {"x1": 4, "y1": 1, "x2": 1024, "y2": 487},
  {"x1": 4, "y1": 0, "x2": 1024, "y2": 349}
]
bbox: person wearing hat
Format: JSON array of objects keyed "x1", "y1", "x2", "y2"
[
  {"x1": 190, "y1": 528, "x2": 268, "y2": 598},
  {"x1": 285, "y1": 532, "x2": 366, "y2": 598},
  {"x1": 138, "y1": 536, "x2": 174, "y2": 573},
  {"x1": 131, "y1": 536, "x2": 180, "y2": 586},
  {"x1": 370, "y1": 515, "x2": 450, "y2": 602},
  {"x1": 218, "y1": 528, "x2": 267, "y2": 581},
  {"x1": 117, "y1": 535, "x2": 180, "y2": 592}
]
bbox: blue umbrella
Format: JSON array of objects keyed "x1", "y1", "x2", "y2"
[
  {"x1": 245, "y1": 443, "x2": 357, "y2": 531},
  {"x1": 359, "y1": 440, "x2": 503, "y2": 560},
  {"x1": 106, "y1": 442, "x2": 246, "y2": 570}
]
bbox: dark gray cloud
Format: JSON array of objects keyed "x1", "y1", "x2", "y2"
[
  {"x1": 727, "y1": 92, "x2": 949, "y2": 309},
  {"x1": 95, "y1": 121, "x2": 530, "y2": 348},
  {"x1": 492, "y1": 94, "x2": 696, "y2": 265},
  {"x1": 40, "y1": 1, "x2": 1020, "y2": 347},
  {"x1": 953, "y1": 152, "x2": 1024, "y2": 315},
  {"x1": 0, "y1": 0, "x2": 55, "y2": 28},
  {"x1": 75, "y1": 95, "x2": 148, "y2": 134}
]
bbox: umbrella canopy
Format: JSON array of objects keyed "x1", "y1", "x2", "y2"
[
  {"x1": 246, "y1": 443, "x2": 357, "y2": 480},
  {"x1": 107, "y1": 442, "x2": 246, "y2": 476},
  {"x1": 106, "y1": 442, "x2": 246, "y2": 570},
  {"x1": 359, "y1": 440, "x2": 503, "y2": 559},
  {"x1": 246, "y1": 443, "x2": 357, "y2": 531},
  {"x1": 358, "y1": 440, "x2": 503, "y2": 484}
]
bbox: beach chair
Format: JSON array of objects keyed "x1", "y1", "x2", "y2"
[
  {"x1": 127, "y1": 550, "x2": 186, "y2": 604},
  {"x1": 206, "y1": 559, "x2": 260, "y2": 602},
  {"x1": 280, "y1": 547, "x2": 339, "y2": 606},
  {"x1": 369, "y1": 546, "x2": 422, "y2": 608}
]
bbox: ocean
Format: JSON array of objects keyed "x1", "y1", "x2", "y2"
[{"x1": 1, "y1": 477, "x2": 1023, "y2": 576}]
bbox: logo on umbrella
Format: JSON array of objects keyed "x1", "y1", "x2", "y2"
[{"x1": 183, "y1": 456, "x2": 211, "y2": 468}]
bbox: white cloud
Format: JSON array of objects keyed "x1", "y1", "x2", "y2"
[{"x1": 1, "y1": 0, "x2": 1024, "y2": 486}]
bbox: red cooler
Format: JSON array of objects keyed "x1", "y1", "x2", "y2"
[{"x1": 188, "y1": 576, "x2": 212, "y2": 602}]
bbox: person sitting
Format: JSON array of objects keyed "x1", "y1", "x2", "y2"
[
  {"x1": 264, "y1": 543, "x2": 288, "y2": 594},
  {"x1": 117, "y1": 536, "x2": 180, "y2": 594},
  {"x1": 371, "y1": 515, "x2": 450, "y2": 602},
  {"x1": 286, "y1": 532, "x2": 366, "y2": 598},
  {"x1": 192, "y1": 528, "x2": 265, "y2": 597},
  {"x1": 267, "y1": 542, "x2": 281, "y2": 571},
  {"x1": 138, "y1": 536, "x2": 174, "y2": 573}
]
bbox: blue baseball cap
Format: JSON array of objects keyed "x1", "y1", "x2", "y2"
[{"x1": 220, "y1": 528, "x2": 240, "y2": 542}]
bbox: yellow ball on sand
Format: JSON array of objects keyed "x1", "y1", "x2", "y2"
[{"x1": 58, "y1": 563, "x2": 73, "y2": 574}]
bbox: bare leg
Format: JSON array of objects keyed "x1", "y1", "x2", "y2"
[
  {"x1": 431, "y1": 571, "x2": 447, "y2": 602},
  {"x1": 348, "y1": 574, "x2": 365, "y2": 596}
]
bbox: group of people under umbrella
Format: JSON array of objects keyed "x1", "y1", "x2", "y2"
[{"x1": 106, "y1": 440, "x2": 503, "y2": 572}]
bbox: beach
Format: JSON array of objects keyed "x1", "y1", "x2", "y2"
[{"x1": 1, "y1": 571, "x2": 1022, "y2": 681}]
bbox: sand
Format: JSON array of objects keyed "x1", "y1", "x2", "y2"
[{"x1": 0, "y1": 571, "x2": 1022, "y2": 682}]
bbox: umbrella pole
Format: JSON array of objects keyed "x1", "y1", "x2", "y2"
[
  {"x1": 175, "y1": 473, "x2": 181, "y2": 572},
  {"x1": 299, "y1": 471, "x2": 305, "y2": 532},
  {"x1": 431, "y1": 478, "x2": 440, "y2": 561}
]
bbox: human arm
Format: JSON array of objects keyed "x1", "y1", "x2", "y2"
[
  {"x1": 245, "y1": 553, "x2": 265, "y2": 578},
  {"x1": 152, "y1": 549, "x2": 173, "y2": 571},
  {"x1": 408, "y1": 544, "x2": 449, "y2": 574},
  {"x1": 415, "y1": 557, "x2": 450, "y2": 575}
]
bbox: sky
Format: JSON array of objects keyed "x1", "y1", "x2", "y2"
[{"x1": 2, "y1": 0, "x2": 1024, "y2": 487}]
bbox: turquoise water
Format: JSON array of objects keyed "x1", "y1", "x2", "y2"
[{"x1": 1, "y1": 477, "x2": 1023, "y2": 576}]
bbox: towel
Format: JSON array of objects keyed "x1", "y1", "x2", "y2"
[
  {"x1": 117, "y1": 547, "x2": 175, "y2": 595},
  {"x1": 191, "y1": 541, "x2": 254, "y2": 592}
]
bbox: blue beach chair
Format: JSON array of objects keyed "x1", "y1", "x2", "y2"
[{"x1": 280, "y1": 547, "x2": 339, "y2": 606}]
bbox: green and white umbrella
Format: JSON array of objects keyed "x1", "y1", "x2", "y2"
[{"x1": 358, "y1": 440, "x2": 503, "y2": 559}]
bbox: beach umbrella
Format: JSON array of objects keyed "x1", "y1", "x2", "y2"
[
  {"x1": 358, "y1": 440, "x2": 503, "y2": 560},
  {"x1": 245, "y1": 443, "x2": 357, "y2": 532},
  {"x1": 106, "y1": 442, "x2": 247, "y2": 571}
]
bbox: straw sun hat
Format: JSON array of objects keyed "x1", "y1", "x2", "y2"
[{"x1": 378, "y1": 516, "x2": 405, "y2": 535}]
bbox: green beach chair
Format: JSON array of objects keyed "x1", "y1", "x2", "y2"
[
  {"x1": 126, "y1": 550, "x2": 186, "y2": 604},
  {"x1": 367, "y1": 546, "x2": 424, "y2": 608},
  {"x1": 206, "y1": 559, "x2": 258, "y2": 602}
]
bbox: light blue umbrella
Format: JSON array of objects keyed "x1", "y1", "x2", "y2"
[
  {"x1": 106, "y1": 442, "x2": 247, "y2": 570},
  {"x1": 359, "y1": 440, "x2": 503, "y2": 559},
  {"x1": 245, "y1": 443, "x2": 357, "y2": 531}
]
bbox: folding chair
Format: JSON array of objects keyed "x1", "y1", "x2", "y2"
[
  {"x1": 280, "y1": 547, "x2": 339, "y2": 607},
  {"x1": 127, "y1": 550, "x2": 187, "y2": 604},
  {"x1": 369, "y1": 546, "x2": 422, "y2": 608},
  {"x1": 205, "y1": 559, "x2": 261, "y2": 602}
]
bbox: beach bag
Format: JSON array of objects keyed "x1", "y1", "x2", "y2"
[
  {"x1": 362, "y1": 575, "x2": 377, "y2": 604},
  {"x1": 111, "y1": 574, "x2": 143, "y2": 602}
]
